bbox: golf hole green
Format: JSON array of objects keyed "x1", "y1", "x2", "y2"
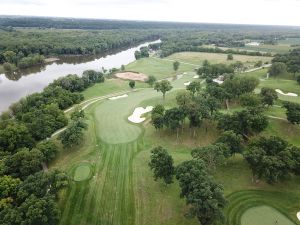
[
  {"x1": 73, "y1": 163, "x2": 92, "y2": 182},
  {"x1": 241, "y1": 205, "x2": 296, "y2": 225}
]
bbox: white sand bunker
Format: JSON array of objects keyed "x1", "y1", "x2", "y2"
[
  {"x1": 128, "y1": 106, "x2": 153, "y2": 123},
  {"x1": 177, "y1": 74, "x2": 183, "y2": 79},
  {"x1": 193, "y1": 75, "x2": 199, "y2": 79},
  {"x1": 184, "y1": 81, "x2": 191, "y2": 86},
  {"x1": 297, "y1": 212, "x2": 300, "y2": 221},
  {"x1": 109, "y1": 94, "x2": 128, "y2": 100},
  {"x1": 275, "y1": 89, "x2": 298, "y2": 97},
  {"x1": 213, "y1": 75, "x2": 224, "y2": 84},
  {"x1": 115, "y1": 72, "x2": 148, "y2": 81}
]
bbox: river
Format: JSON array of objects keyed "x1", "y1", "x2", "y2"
[{"x1": 0, "y1": 40, "x2": 160, "y2": 113}]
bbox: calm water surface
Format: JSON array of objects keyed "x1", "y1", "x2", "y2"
[{"x1": 0, "y1": 40, "x2": 160, "y2": 112}]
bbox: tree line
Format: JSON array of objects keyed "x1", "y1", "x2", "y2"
[
  {"x1": 0, "y1": 28, "x2": 160, "y2": 71},
  {"x1": 0, "y1": 70, "x2": 104, "y2": 225}
]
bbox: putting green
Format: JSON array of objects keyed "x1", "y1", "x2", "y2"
[
  {"x1": 241, "y1": 205, "x2": 295, "y2": 225},
  {"x1": 73, "y1": 163, "x2": 92, "y2": 182}
]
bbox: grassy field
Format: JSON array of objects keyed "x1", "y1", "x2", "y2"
[
  {"x1": 166, "y1": 52, "x2": 272, "y2": 66},
  {"x1": 51, "y1": 57, "x2": 300, "y2": 225},
  {"x1": 125, "y1": 57, "x2": 197, "y2": 80}
]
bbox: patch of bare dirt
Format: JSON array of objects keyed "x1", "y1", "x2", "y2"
[{"x1": 115, "y1": 72, "x2": 148, "y2": 81}]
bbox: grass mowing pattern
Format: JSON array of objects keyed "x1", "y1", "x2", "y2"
[
  {"x1": 241, "y1": 205, "x2": 295, "y2": 225},
  {"x1": 73, "y1": 163, "x2": 92, "y2": 182},
  {"x1": 60, "y1": 140, "x2": 142, "y2": 225},
  {"x1": 225, "y1": 190, "x2": 300, "y2": 225}
]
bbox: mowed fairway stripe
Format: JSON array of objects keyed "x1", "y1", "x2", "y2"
[{"x1": 60, "y1": 88, "x2": 168, "y2": 225}]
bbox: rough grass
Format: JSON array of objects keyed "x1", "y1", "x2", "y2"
[
  {"x1": 241, "y1": 205, "x2": 295, "y2": 225},
  {"x1": 125, "y1": 57, "x2": 196, "y2": 80},
  {"x1": 167, "y1": 52, "x2": 272, "y2": 66}
]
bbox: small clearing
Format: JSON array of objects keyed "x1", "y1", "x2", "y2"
[
  {"x1": 275, "y1": 89, "x2": 298, "y2": 97},
  {"x1": 184, "y1": 81, "x2": 191, "y2": 86},
  {"x1": 115, "y1": 72, "x2": 148, "y2": 81},
  {"x1": 128, "y1": 106, "x2": 153, "y2": 123}
]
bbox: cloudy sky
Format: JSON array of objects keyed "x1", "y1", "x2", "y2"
[{"x1": 1, "y1": 0, "x2": 300, "y2": 26}]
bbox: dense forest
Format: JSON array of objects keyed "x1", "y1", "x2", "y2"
[
  {"x1": 0, "y1": 70, "x2": 105, "y2": 224},
  {"x1": 0, "y1": 28, "x2": 160, "y2": 70},
  {"x1": 1, "y1": 16, "x2": 300, "y2": 72}
]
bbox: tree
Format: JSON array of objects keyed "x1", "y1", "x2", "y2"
[
  {"x1": 70, "y1": 109, "x2": 85, "y2": 120},
  {"x1": 222, "y1": 76, "x2": 259, "y2": 99},
  {"x1": 134, "y1": 51, "x2": 142, "y2": 60},
  {"x1": 21, "y1": 104, "x2": 68, "y2": 140},
  {"x1": 191, "y1": 143, "x2": 229, "y2": 171},
  {"x1": 260, "y1": 87, "x2": 278, "y2": 106},
  {"x1": 0, "y1": 175, "x2": 21, "y2": 199},
  {"x1": 121, "y1": 65, "x2": 125, "y2": 71},
  {"x1": 297, "y1": 75, "x2": 300, "y2": 85},
  {"x1": 216, "y1": 130, "x2": 244, "y2": 155},
  {"x1": 149, "y1": 146, "x2": 174, "y2": 184},
  {"x1": 239, "y1": 93, "x2": 262, "y2": 108},
  {"x1": 17, "y1": 170, "x2": 68, "y2": 200},
  {"x1": 227, "y1": 54, "x2": 233, "y2": 60},
  {"x1": 58, "y1": 119, "x2": 88, "y2": 148},
  {"x1": 268, "y1": 62, "x2": 287, "y2": 77},
  {"x1": 154, "y1": 80, "x2": 173, "y2": 100},
  {"x1": 146, "y1": 75, "x2": 156, "y2": 87},
  {"x1": 244, "y1": 136, "x2": 295, "y2": 183},
  {"x1": 129, "y1": 80, "x2": 135, "y2": 89},
  {"x1": 255, "y1": 60, "x2": 263, "y2": 68},
  {"x1": 176, "y1": 160, "x2": 226, "y2": 225},
  {"x1": 3, "y1": 148, "x2": 44, "y2": 179},
  {"x1": 173, "y1": 61, "x2": 180, "y2": 73},
  {"x1": 164, "y1": 107, "x2": 185, "y2": 138},
  {"x1": 151, "y1": 105, "x2": 165, "y2": 130},
  {"x1": 186, "y1": 81, "x2": 201, "y2": 97},
  {"x1": 0, "y1": 121, "x2": 35, "y2": 154},
  {"x1": 36, "y1": 140, "x2": 59, "y2": 163},
  {"x1": 176, "y1": 91, "x2": 193, "y2": 107},
  {"x1": 218, "y1": 108, "x2": 268, "y2": 138},
  {"x1": 283, "y1": 101, "x2": 300, "y2": 124},
  {"x1": 18, "y1": 194, "x2": 60, "y2": 225}
]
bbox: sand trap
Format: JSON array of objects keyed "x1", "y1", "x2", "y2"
[
  {"x1": 184, "y1": 81, "x2": 191, "y2": 86},
  {"x1": 193, "y1": 75, "x2": 199, "y2": 79},
  {"x1": 109, "y1": 94, "x2": 128, "y2": 100},
  {"x1": 115, "y1": 72, "x2": 148, "y2": 81},
  {"x1": 275, "y1": 89, "x2": 298, "y2": 97},
  {"x1": 297, "y1": 212, "x2": 300, "y2": 221},
  {"x1": 246, "y1": 42, "x2": 260, "y2": 46},
  {"x1": 213, "y1": 79, "x2": 224, "y2": 84},
  {"x1": 128, "y1": 106, "x2": 153, "y2": 123},
  {"x1": 177, "y1": 74, "x2": 183, "y2": 79}
]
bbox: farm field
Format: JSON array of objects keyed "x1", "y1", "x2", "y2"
[
  {"x1": 50, "y1": 54, "x2": 300, "y2": 225},
  {"x1": 166, "y1": 52, "x2": 272, "y2": 66}
]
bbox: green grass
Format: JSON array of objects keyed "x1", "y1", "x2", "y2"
[
  {"x1": 225, "y1": 191, "x2": 300, "y2": 225},
  {"x1": 73, "y1": 163, "x2": 93, "y2": 182},
  {"x1": 167, "y1": 52, "x2": 272, "y2": 66},
  {"x1": 52, "y1": 57, "x2": 300, "y2": 225},
  {"x1": 241, "y1": 205, "x2": 295, "y2": 225},
  {"x1": 125, "y1": 57, "x2": 196, "y2": 80},
  {"x1": 82, "y1": 78, "x2": 148, "y2": 100}
]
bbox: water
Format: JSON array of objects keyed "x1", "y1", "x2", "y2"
[{"x1": 0, "y1": 40, "x2": 160, "y2": 113}]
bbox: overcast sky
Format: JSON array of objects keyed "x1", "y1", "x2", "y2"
[{"x1": 1, "y1": 0, "x2": 300, "y2": 26}]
